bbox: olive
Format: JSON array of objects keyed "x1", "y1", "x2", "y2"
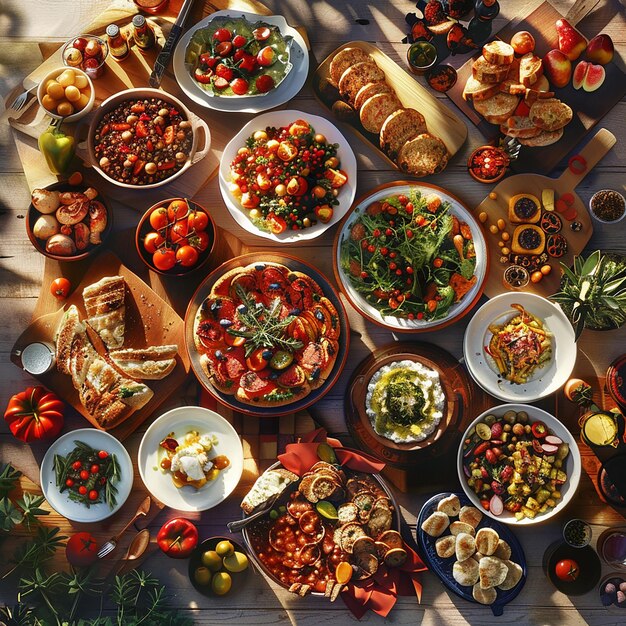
[
  {"x1": 482, "y1": 414, "x2": 496, "y2": 426},
  {"x1": 516, "y1": 410, "x2": 529, "y2": 423},
  {"x1": 524, "y1": 424, "x2": 531, "y2": 434},
  {"x1": 503, "y1": 410, "x2": 517, "y2": 424},
  {"x1": 314, "y1": 133, "x2": 327, "y2": 144}
]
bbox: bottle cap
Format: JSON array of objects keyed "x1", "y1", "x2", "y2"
[
  {"x1": 106, "y1": 24, "x2": 120, "y2": 38},
  {"x1": 132, "y1": 14, "x2": 147, "y2": 27}
]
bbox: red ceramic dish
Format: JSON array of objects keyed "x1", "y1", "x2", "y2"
[{"x1": 468, "y1": 146, "x2": 509, "y2": 183}]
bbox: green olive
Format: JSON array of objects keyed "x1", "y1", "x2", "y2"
[
  {"x1": 516, "y1": 411, "x2": 529, "y2": 423},
  {"x1": 194, "y1": 566, "x2": 212, "y2": 587},
  {"x1": 482, "y1": 414, "x2": 497, "y2": 426},
  {"x1": 503, "y1": 410, "x2": 517, "y2": 424}
]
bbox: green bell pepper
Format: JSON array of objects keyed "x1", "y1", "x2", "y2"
[{"x1": 38, "y1": 121, "x2": 75, "y2": 175}]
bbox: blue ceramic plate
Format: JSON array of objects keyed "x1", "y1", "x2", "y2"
[{"x1": 417, "y1": 492, "x2": 527, "y2": 616}]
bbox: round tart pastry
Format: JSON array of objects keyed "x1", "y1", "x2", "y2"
[{"x1": 365, "y1": 359, "x2": 445, "y2": 443}]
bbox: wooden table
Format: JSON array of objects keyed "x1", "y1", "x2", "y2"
[{"x1": 1, "y1": 0, "x2": 625, "y2": 623}]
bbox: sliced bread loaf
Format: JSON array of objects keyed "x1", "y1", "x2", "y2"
[
  {"x1": 473, "y1": 92, "x2": 520, "y2": 124},
  {"x1": 338, "y1": 61, "x2": 386, "y2": 104},
  {"x1": 472, "y1": 55, "x2": 510, "y2": 83},
  {"x1": 329, "y1": 47, "x2": 371, "y2": 86},
  {"x1": 354, "y1": 81, "x2": 393, "y2": 111},
  {"x1": 360, "y1": 93, "x2": 403, "y2": 134},
  {"x1": 397, "y1": 133, "x2": 449, "y2": 176},
  {"x1": 380, "y1": 108, "x2": 427, "y2": 160},
  {"x1": 482, "y1": 40, "x2": 514, "y2": 65},
  {"x1": 529, "y1": 98, "x2": 573, "y2": 131}
]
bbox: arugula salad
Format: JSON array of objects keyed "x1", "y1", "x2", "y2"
[{"x1": 340, "y1": 188, "x2": 478, "y2": 321}]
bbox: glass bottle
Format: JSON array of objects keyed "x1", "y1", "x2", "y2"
[
  {"x1": 475, "y1": 0, "x2": 500, "y2": 21},
  {"x1": 132, "y1": 14, "x2": 156, "y2": 53},
  {"x1": 106, "y1": 23, "x2": 130, "y2": 61}
]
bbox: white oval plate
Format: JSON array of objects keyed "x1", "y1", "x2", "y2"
[
  {"x1": 40, "y1": 429, "x2": 133, "y2": 524},
  {"x1": 457, "y1": 403, "x2": 581, "y2": 525},
  {"x1": 334, "y1": 182, "x2": 488, "y2": 331},
  {"x1": 138, "y1": 406, "x2": 243, "y2": 512},
  {"x1": 173, "y1": 10, "x2": 309, "y2": 114},
  {"x1": 463, "y1": 292, "x2": 576, "y2": 402},
  {"x1": 219, "y1": 110, "x2": 357, "y2": 242}
]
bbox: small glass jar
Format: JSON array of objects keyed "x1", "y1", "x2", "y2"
[
  {"x1": 106, "y1": 24, "x2": 130, "y2": 61},
  {"x1": 597, "y1": 528, "x2": 626, "y2": 568},
  {"x1": 563, "y1": 519, "x2": 592, "y2": 548},
  {"x1": 406, "y1": 41, "x2": 438, "y2": 75},
  {"x1": 503, "y1": 265, "x2": 529, "y2": 290}
]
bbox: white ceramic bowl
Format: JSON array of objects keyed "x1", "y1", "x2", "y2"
[
  {"x1": 457, "y1": 404, "x2": 581, "y2": 525},
  {"x1": 37, "y1": 66, "x2": 95, "y2": 123}
]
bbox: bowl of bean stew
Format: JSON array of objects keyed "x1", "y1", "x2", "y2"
[{"x1": 85, "y1": 88, "x2": 211, "y2": 189}]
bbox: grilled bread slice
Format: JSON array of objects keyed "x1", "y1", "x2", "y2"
[
  {"x1": 354, "y1": 81, "x2": 393, "y2": 111},
  {"x1": 109, "y1": 345, "x2": 177, "y2": 380},
  {"x1": 524, "y1": 75, "x2": 554, "y2": 104},
  {"x1": 529, "y1": 98, "x2": 573, "y2": 131},
  {"x1": 338, "y1": 61, "x2": 386, "y2": 105},
  {"x1": 518, "y1": 127, "x2": 564, "y2": 147},
  {"x1": 500, "y1": 116, "x2": 542, "y2": 139},
  {"x1": 83, "y1": 276, "x2": 126, "y2": 349},
  {"x1": 56, "y1": 304, "x2": 86, "y2": 375},
  {"x1": 329, "y1": 47, "x2": 371, "y2": 86},
  {"x1": 380, "y1": 108, "x2": 427, "y2": 160},
  {"x1": 359, "y1": 92, "x2": 403, "y2": 133},
  {"x1": 473, "y1": 92, "x2": 520, "y2": 124},
  {"x1": 472, "y1": 55, "x2": 510, "y2": 83},
  {"x1": 397, "y1": 133, "x2": 449, "y2": 176},
  {"x1": 519, "y1": 53, "x2": 543, "y2": 87},
  {"x1": 462, "y1": 75, "x2": 501, "y2": 101},
  {"x1": 482, "y1": 40, "x2": 514, "y2": 65}
]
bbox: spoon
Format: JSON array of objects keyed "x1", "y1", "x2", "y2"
[{"x1": 110, "y1": 528, "x2": 151, "y2": 578}]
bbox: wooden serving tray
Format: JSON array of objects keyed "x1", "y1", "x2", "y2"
[
  {"x1": 312, "y1": 41, "x2": 467, "y2": 174},
  {"x1": 446, "y1": 0, "x2": 626, "y2": 174},
  {"x1": 477, "y1": 128, "x2": 615, "y2": 300},
  {"x1": 10, "y1": 251, "x2": 190, "y2": 441}
]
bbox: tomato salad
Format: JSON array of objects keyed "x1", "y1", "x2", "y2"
[
  {"x1": 228, "y1": 119, "x2": 349, "y2": 234},
  {"x1": 340, "y1": 188, "x2": 478, "y2": 320}
]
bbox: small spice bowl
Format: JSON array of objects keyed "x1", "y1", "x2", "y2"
[
  {"x1": 589, "y1": 189, "x2": 626, "y2": 224},
  {"x1": 468, "y1": 145, "x2": 509, "y2": 183},
  {"x1": 599, "y1": 573, "x2": 626, "y2": 611},
  {"x1": 135, "y1": 197, "x2": 216, "y2": 276},
  {"x1": 62, "y1": 35, "x2": 108, "y2": 80},
  {"x1": 37, "y1": 67, "x2": 95, "y2": 123},
  {"x1": 563, "y1": 519, "x2": 592, "y2": 548},
  {"x1": 407, "y1": 41, "x2": 438, "y2": 75}
]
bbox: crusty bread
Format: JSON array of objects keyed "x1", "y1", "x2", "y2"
[
  {"x1": 241, "y1": 468, "x2": 299, "y2": 514},
  {"x1": 397, "y1": 133, "x2": 449, "y2": 176},
  {"x1": 529, "y1": 98, "x2": 573, "y2": 131},
  {"x1": 435, "y1": 535, "x2": 456, "y2": 558},
  {"x1": 473, "y1": 92, "x2": 520, "y2": 124},
  {"x1": 500, "y1": 116, "x2": 542, "y2": 139},
  {"x1": 437, "y1": 494, "x2": 461, "y2": 517},
  {"x1": 459, "y1": 505, "x2": 483, "y2": 529},
  {"x1": 380, "y1": 108, "x2": 427, "y2": 160},
  {"x1": 479, "y1": 556, "x2": 508, "y2": 589},
  {"x1": 519, "y1": 53, "x2": 543, "y2": 87},
  {"x1": 109, "y1": 345, "x2": 177, "y2": 380},
  {"x1": 359, "y1": 93, "x2": 402, "y2": 134},
  {"x1": 83, "y1": 276, "x2": 126, "y2": 349},
  {"x1": 517, "y1": 127, "x2": 564, "y2": 146},
  {"x1": 354, "y1": 81, "x2": 393, "y2": 111},
  {"x1": 329, "y1": 47, "x2": 371, "y2": 86},
  {"x1": 453, "y1": 558, "x2": 479, "y2": 586},
  {"x1": 463, "y1": 75, "x2": 501, "y2": 101},
  {"x1": 472, "y1": 55, "x2": 510, "y2": 84},
  {"x1": 482, "y1": 40, "x2": 514, "y2": 65},
  {"x1": 56, "y1": 305, "x2": 85, "y2": 375},
  {"x1": 338, "y1": 61, "x2": 386, "y2": 105},
  {"x1": 427, "y1": 19, "x2": 457, "y2": 36}
]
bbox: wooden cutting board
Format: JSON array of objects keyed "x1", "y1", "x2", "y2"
[
  {"x1": 478, "y1": 127, "x2": 615, "y2": 299},
  {"x1": 10, "y1": 251, "x2": 191, "y2": 441},
  {"x1": 447, "y1": 0, "x2": 626, "y2": 174},
  {"x1": 313, "y1": 41, "x2": 467, "y2": 175}
]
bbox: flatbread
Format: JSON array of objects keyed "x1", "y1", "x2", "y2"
[
  {"x1": 421, "y1": 511, "x2": 450, "y2": 537},
  {"x1": 453, "y1": 558, "x2": 479, "y2": 586},
  {"x1": 437, "y1": 494, "x2": 461, "y2": 517}
]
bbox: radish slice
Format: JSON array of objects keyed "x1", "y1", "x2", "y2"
[
  {"x1": 542, "y1": 443, "x2": 560, "y2": 454},
  {"x1": 545, "y1": 435, "x2": 563, "y2": 446},
  {"x1": 490, "y1": 494, "x2": 504, "y2": 516}
]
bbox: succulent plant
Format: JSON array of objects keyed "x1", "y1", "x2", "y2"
[{"x1": 550, "y1": 250, "x2": 626, "y2": 340}]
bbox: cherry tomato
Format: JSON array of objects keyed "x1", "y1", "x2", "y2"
[
  {"x1": 78, "y1": 485, "x2": 87, "y2": 495},
  {"x1": 256, "y1": 46, "x2": 276, "y2": 67},
  {"x1": 215, "y1": 41, "x2": 233, "y2": 57},
  {"x1": 98, "y1": 450, "x2": 108, "y2": 459},
  {"x1": 65, "y1": 478, "x2": 74, "y2": 487},
  {"x1": 277, "y1": 140, "x2": 297, "y2": 161},
  {"x1": 253, "y1": 26, "x2": 272, "y2": 41},
  {"x1": 66, "y1": 532, "x2": 98, "y2": 567},
  {"x1": 149, "y1": 207, "x2": 169, "y2": 230},
  {"x1": 188, "y1": 210, "x2": 209, "y2": 231},
  {"x1": 231, "y1": 77, "x2": 250, "y2": 95},
  {"x1": 50, "y1": 277, "x2": 71, "y2": 300},
  {"x1": 153, "y1": 248, "x2": 176, "y2": 271},
  {"x1": 189, "y1": 230, "x2": 210, "y2": 252},
  {"x1": 170, "y1": 221, "x2": 189, "y2": 244},
  {"x1": 80, "y1": 469, "x2": 89, "y2": 480},
  {"x1": 167, "y1": 199, "x2": 189, "y2": 222},
  {"x1": 315, "y1": 205, "x2": 334, "y2": 223},
  {"x1": 555, "y1": 559, "x2": 579, "y2": 582},
  {"x1": 72, "y1": 461, "x2": 82, "y2": 470},
  {"x1": 88, "y1": 490, "x2": 99, "y2": 501},
  {"x1": 176, "y1": 245, "x2": 199, "y2": 268},
  {"x1": 325, "y1": 168, "x2": 349, "y2": 188},
  {"x1": 531, "y1": 421, "x2": 548, "y2": 439},
  {"x1": 215, "y1": 63, "x2": 234, "y2": 81},
  {"x1": 266, "y1": 212, "x2": 287, "y2": 235},
  {"x1": 288, "y1": 120, "x2": 311, "y2": 136},
  {"x1": 232, "y1": 34, "x2": 247, "y2": 48},
  {"x1": 212, "y1": 28, "x2": 232, "y2": 42},
  {"x1": 144, "y1": 231, "x2": 165, "y2": 254},
  {"x1": 90, "y1": 464, "x2": 100, "y2": 474},
  {"x1": 241, "y1": 192, "x2": 260, "y2": 209}
]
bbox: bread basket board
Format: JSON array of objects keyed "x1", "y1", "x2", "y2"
[
  {"x1": 478, "y1": 128, "x2": 615, "y2": 299},
  {"x1": 313, "y1": 41, "x2": 467, "y2": 175},
  {"x1": 10, "y1": 251, "x2": 190, "y2": 440},
  {"x1": 446, "y1": 0, "x2": 626, "y2": 174}
]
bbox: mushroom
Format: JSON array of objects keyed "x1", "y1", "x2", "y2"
[
  {"x1": 31, "y1": 189, "x2": 61, "y2": 214},
  {"x1": 74, "y1": 222, "x2": 90, "y2": 250}
]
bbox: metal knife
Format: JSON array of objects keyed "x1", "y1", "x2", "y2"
[{"x1": 149, "y1": 0, "x2": 196, "y2": 88}]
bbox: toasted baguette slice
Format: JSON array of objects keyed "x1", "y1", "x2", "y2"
[
  {"x1": 427, "y1": 19, "x2": 457, "y2": 35},
  {"x1": 56, "y1": 304, "x2": 86, "y2": 375},
  {"x1": 519, "y1": 53, "x2": 543, "y2": 87},
  {"x1": 518, "y1": 127, "x2": 564, "y2": 146},
  {"x1": 482, "y1": 40, "x2": 514, "y2": 65},
  {"x1": 338, "y1": 61, "x2": 385, "y2": 105},
  {"x1": 397, "y1": 133, "x2": 449, "y2": 176},
  {"x1": 329, "y1": 47, "x2": 371, "y2": 86},
  {"x1": 83, "y1": 275, "x2": 126, "y2": 349},
  {"x1": 359, "y1": 93, "x2": 403, "y2": 134},
  {"x1": 354, "y1": 81, "x2": 393, "y2": 111},
  {"x1": 529, "y1": 98, "x2": 573, "y2": 131},
  {"x1": 463, "y1": 75, "x2": 501, "y2": 101},
  {"x1": 473, "y1": 92, "x2": 520, "y2": 124},
  {"x1": 500, "y1": 116, "x2": 542, "y2": 139},
  {"x1": 109, "y1": 345, "x2": 178, "y2": 380},
  {"x1": 472, "y1": 55, "x2": 510, "y2": 84},
  {"x1": 524, "y1": 75, "x2": 554, "y2": 104},
  {"x1": 380, "y1": 108, "x2": 427, "y2": 160}
]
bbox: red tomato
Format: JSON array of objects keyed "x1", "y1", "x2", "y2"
[
  {"x1": 231, "y1": 77, "x2": 249, "y2": 95},
  {"x1": 215, "y1": 41, "x2": 233, "y2": 57},
  {"x1": 50, "y1": 277, "x2": 71, "y2": 300},
  {"x1": 149, "y1": 207, "x2": 169, "y2": 230},
  {"x1": 176, "y1": 245, "x2": 199, "y2": 268},
  {"x1": 315, "y1": 204, "x2": 334, "y2": 223},
  {"x1": 241, "y1": 192, "x2": 260, "y2": 209},
  {"x1": 212, "y1": 28, "x2": 232, "y2": 42},
  {"x1": 189, "y1": 230, "x2": 210, "y2": 252},
  {"x1": 288, "y1": 120, "x2": 311, "y2": 136},
  {"x1": 325, "y1": 168, "x2": 348, "y2": 188},
  {"x1": 143, "y1": 231, "x2": 165, "y2": 254},
  {"x1": 531, "y1": 421, "x2": 548, "y2": 439},
  {"x1": 265, "y1": 212, "x2": 287, "y2": 234},
  {"x1": 555, "y1": 559, "x2": 580, "y2": 582},
  {"x1": 153, "y1": 248, "x2": 176, "y2": 271},
  {"x1": 167, "y1": 199, "x2": 189, "y2": 222},
  {"x1": 215, "y1": 63, "x2": 234, "y2": 81},
  {"x1": 256, "y1": 46, "x2": 275, "y2": 67},
  {"x1": 276, "y1": 140, "x2": 297, "y2": 161},
  {"x1": 253, "y1": 26, "x2": 272, "y2": 41},
  {"x1": 4, "y1": 387, "x2": 64, "y2": 443},
  {"x1": 66, "y1": 532, "x2": 98, "y2": 567},
  {"x1": 188, "y1": 210, "x2": 209, "y2": 232},
  {"x1": 246, "y1": 348, "x2": 270, "y2": 372},
  {"x1": 239, "y1": 54, "x2": 258, "y2": 74},
  {"x1": 170, "y1": 221, "x2": 189, "y2": 244},
  {"x1": 239, "y1": 371, "x2": 275, "y2": 399},
  {"x1": 232, "y1": 34, "x2": 247, "y2": 48},
  {"x1": 157, "y1": 518, "x2": 198, "y2": 559}
]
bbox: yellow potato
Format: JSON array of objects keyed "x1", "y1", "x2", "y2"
[
  {"x1": 64, "y1": 85, "x2": 81, "y2": 103},
  {"x1": 76, "y1": 93, "x2": 90, "y2": 110},
  {"x1": 46, "y1": 80, "x2": 65, "y2": 100},
  {"x1": 74, "y1": 74, "x2": 88, "y2": 89},
  {"x1": 57, "y1": 70, "x2": 75, "y2": 87},
  {"x1": 57, "y1": 100, "x2": 74, "y2": 116},
  {"x1": 41, "y1": 94, "x2": 58, "y2": 111}
]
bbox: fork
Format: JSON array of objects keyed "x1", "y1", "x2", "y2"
[
  {"x1": 7, "y1": 83, "x2": 38, "y2": 114},
  {"x1": 98, "y1": 495, "x2": 151, "y2": 558}
]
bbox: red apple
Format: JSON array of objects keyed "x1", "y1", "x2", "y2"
[
  {"x1": 511, "y1": 31, "x2": 535, "y2": 55},
  {"x1": 586, "y1": 34, "x2": 614, "y2": 65},
  {"x1": 543, "y1": 49, "x2": 572, "y2": 88},
  {"x1": 556, "y1": 18, "x2": 587, "y2": 61}
]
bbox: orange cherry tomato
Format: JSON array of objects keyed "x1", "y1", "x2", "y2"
[
  {"x1": 143, "y1": 231, "x2": 164, "y2": 254},
  {"x1": 241, "y1": 192, "x2": 260, "y2": 209},
  {"x1": 314, "y1": 204, "x2": 334, "y2": 223},
  {"x1": 189, "y1": 230, "x2": 210, "y2": 252},
  {"x1": 266, "y1": 212, "x2": 287, "y2": 235},
  {"x1": 288, "y1": 120, "x2": 311, "y2": 136},
  {"x1": 176, "y1": 245, "x2": 199, "y2": 268},
  {"x1": 149, "y1": 207, "x2": 169, "y2": 230},
  {"x1": 325, "y1": 168, "x2": 348, "y2": 189},
  {"x1": 245, "y1": 348, "x2": 270, "y2": 372},
  {"x1": 152, "y1": 248, "x2": 176, "y2": 271},
  {"x1": 224, "y1": 333, "x2": 246, "y2": 347},
  {"x1": 187, "y1": 210, "x2": 209, "y2": 232},
  {"x1": 170, "y1": 221, "x2": 189, "y2": 244},
  {"x1": 50, "y1": 277, "x2": 71, "y2": 300},
  {"x1": 167, "y1": 199, "x2": 189, "y2": 222},
  {"x1": 277, "y1": 141, "x2": 298, "y2": 162}
]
